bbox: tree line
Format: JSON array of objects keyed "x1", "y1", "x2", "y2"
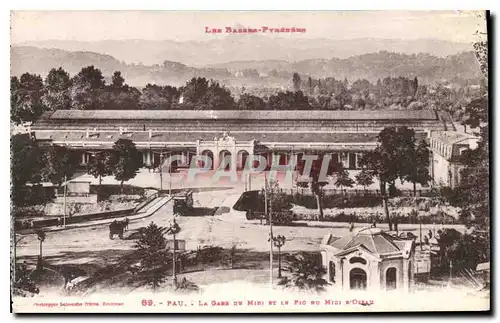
[
  {"x1": 11, "y1": 135, "x2": 142, "y2": 208},
  {"x1": 12, "y1": 65, "x2": 486, "y2": 127}
]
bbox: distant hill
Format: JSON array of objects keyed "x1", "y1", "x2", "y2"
[
  {"x1": 15, "y1": 36, "x2": 473, "y2": 66},
  {"x1": 11, "y1": 46, "x2": 483, "y2": 87}
]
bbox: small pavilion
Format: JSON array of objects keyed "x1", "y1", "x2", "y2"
[{"x1": 320, "y1": 227, "x2": 416, "y2": 292}]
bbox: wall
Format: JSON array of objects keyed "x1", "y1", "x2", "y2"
[
  {"x1": 54, "y1": 195, "x2": 98, "y2": 204},
  {"x1": 432, "y1": 152, "x2": 450, "y2": 186}
]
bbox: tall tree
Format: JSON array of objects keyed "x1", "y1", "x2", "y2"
[
  {"x1": 99, "y1": 71, "x2": 141, "y2": 110},
  {"x1": 181, "y1": 77, "x2": 210, "y2": 108},
  {"x1": 355, "y1": 169, "x2": 374, "y2": 191},
  {"x1": 111, "y1": 71, "x2": 125, "y2": 88},
  {"x1": 42, "y1": 67, "x2": 72, "y2": 111},
  {"x1": 139, "y1": 84, "x2": 179, "y2": 110},
  {"x1": 111, "y1": 139, "x2": 142, "y2": 191},
  {"x1": 87, "y1": 151, "x2": 114, "y2": 186},
  {"x1": 258, "y1": 180, "x2": 293, "y2": 225},
  {"x1": 403, "y1": 139, "x2": 431, "y2": 195},
  {"x1": 296, "y1": 155, "x2": 342, "y2": 221},
  {"x1": 292, "y1": 73, "x2": 301, "y2": 92},
  {"x1": 11, "y1": 134, "x2": 43, "y2": 207},
  {"x1": 39, "y1": 145, "x2": 78, "y2": 186},
  {"x1": 70, "y1": 66, "x2": 105, "y2": 110},
  {"x1": 133, "y1": 222, "x2": 168, "y2": 290},
  {"x1": 11, "y1": 73, "x2": 46, "y2": 124},
  {"x1": 203, "y1": 81, "x2": 235, "y2": 110},
  {"x1": 358, "y1": 127, "x2": 417, "y2": 230},
  {"x1": 334, "y1": 169, "x2": 354, "y2": 192}
]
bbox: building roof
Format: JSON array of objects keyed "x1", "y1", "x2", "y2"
[
  {"x1": 324, "y1": 227, "x2": 413, "y2": 256},
  {"x1": 430, "y1": 131, "x2": 479, "y2": 145},
  {"x1": 45, "y1": 109, "x2": 438, "y2": 121}
]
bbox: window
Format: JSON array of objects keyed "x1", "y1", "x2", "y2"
[
  {"x1": 386, "y1": 267, "x2": 397, "y2": 290},
  {"x1": 329, "y1": 261, "x2": 336, "y2": 283},
  {"x1": 349, "y1": 257, "x2": 367, "y2": 265}
]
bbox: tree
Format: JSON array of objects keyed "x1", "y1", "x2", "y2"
[
  {"x1": 39, "y1": 145, "x2": 78, "y2": 186},
  {"x1": 358, "y1": 127, "x2": 415, "y2": 230},
  {"x1": 446, "y1": 232, "x2": 489, "y2": 271},
  {"x1": 334, "y1": 169, "x2": 354, "y2": 192},
  {"x1": 111, "y1": 71, "x2": 125, "y2": 88},
  {"x1": 259, "y1": 180, "x2": 292, "y2": 225},
  {"x1": 281, "y1": 252, "x2": 328, "y2": 292},
  {"x1": 296, "y1": 155, "x2": 342, "y2": 221},
  {"x1": 203, "y1": 81, "x2": 235, "y2": 110},
  {"x1": 42, "y1": 67, "x2": 72, "y2": 111},
  {"x1": 98, "y1": 71, "x2": 140, "y2": 110},
  {"x1": 292, "y1": 73, "x2": 301, "y2": 91},
  {"x1": 139, "y1": 84, "x2": 179, "y2": 110},
  {"x1": 181, "y1": 77, "x2": 209, "y2": 108},
  {"x1": 403, "y1": 139, "x2": 431, "y2": 195},
  {"x1": 268, "y1": 91, "x2": 311, "y2": 110},
  {"x1": 462, "y1": 97, "x2": 488, "y2": 129},
  {"x1": 237, "y1": 94, "x2": 266, "y2": 110},
  {"x1": 87, "y1": 151, "x2": 114, "y2": 187},
  {"x1": 11, "y1": 134, "x2": 43, "y2": 207},
  {"x1": 451, "y1": 127, "x2": 489, "y2": 230},
  {"x1": 355, "y1": 170, "x2": 374, "y2": 190},
  {"x1": 11, "y1": 73, "x2": 46, "y2": 124},
  {"x1": 334, "y1": 87, "x2": 351, "y2": 110},
  {"x1": 111, "y1": 139, "x2": 142, "y2": 191},
  {"x1": 70, "y1": 66, "x2": 105, "y2": 110},
  {"x1": 134, "y1": 222, "x2": 169, "y2": 290}
]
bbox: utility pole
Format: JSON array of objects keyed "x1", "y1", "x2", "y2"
[
  {"x1": 169, "y1": 152, "x2": 172, "y2": 196},
  {"x1": 265, "y1": 172, "x2": 274, "y2": 287},
  {"x1": 63, "y1": 174, "x2": 67, "y2": 228},
  {"x1": 159, "y1": 151, "x2": 164, "y2": 191}
]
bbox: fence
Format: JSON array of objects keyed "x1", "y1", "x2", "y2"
[
  {"x1": 284, "y1": 187, "x2": 434, "y2": 197},
  {"x1": 15, "y1": 207, "x2": 136, "y2": 231}
]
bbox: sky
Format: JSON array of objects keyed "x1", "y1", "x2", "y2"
[{"x1": 11, "y1": 11, "x2": 487, "y2": 44}]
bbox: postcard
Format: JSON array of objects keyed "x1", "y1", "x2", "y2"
[{"x1": 10, "y1": 10, "x2": 490, "y2": 313}]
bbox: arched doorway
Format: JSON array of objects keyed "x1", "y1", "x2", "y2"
[
  {"x1": 237, "y1": 150, "x2": 249, "y2": 171},
  {"x1": 200, "y1": 150, "x2": 214, "y2": 170},
  {"x1": 349, "y1": 268, "x2": 367, "y2": 290},
  {"x1": 386, "y1": 267, "x2": 397, "y2": 290},
  {"x1": 219, "y1": 150, "x2": 232, "y2": 171}
]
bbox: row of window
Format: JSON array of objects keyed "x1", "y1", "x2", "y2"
[
  {"x1": 430, "y1": 138, "x2": 452, "y2": 158},
  {"x1": 328, "y1": 261, "x2": 398, "y2": 291}
]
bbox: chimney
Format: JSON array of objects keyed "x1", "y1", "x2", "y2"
[
  {"x1": 149, "y1": 129, "x2": 153, "y2": 138},
  {"x1": 119, "y1": 127, "x2": 123, "y2": 135},
  {"x1": 86, "y1": 128, "x2": 89, "y2": 138}
]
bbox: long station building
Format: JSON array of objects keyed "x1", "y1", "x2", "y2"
[{"x1": 30, "y1": 109, "x2": 467, "y2": 185}]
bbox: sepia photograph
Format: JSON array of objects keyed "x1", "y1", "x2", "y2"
[{"x1": 9, "y1": 10, "x2": 490, "y2": 313}]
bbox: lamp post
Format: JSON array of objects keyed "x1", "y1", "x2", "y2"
[
  {"x1": 167, "y1": 217, "x2": 181, "y2": 288},
  {"x1": 63, "y1": 174, "x2": 67, "y2": 228},
  {"x1": 271, "y1": 235, "x2": 286, "y2": 278}
]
